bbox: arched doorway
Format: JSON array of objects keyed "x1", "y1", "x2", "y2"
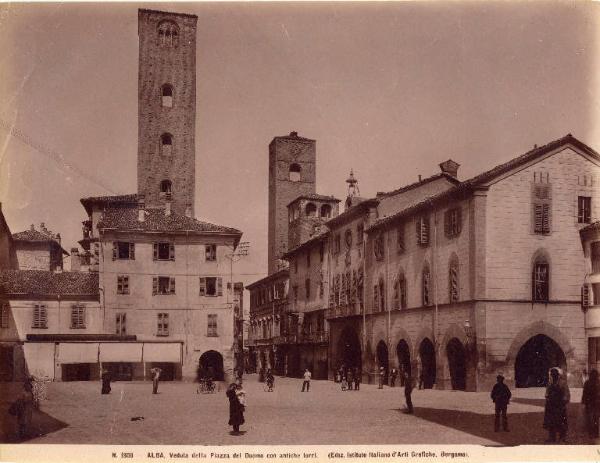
[
  {"x1": 515, "y1": 334, "x2": 566, "y2": 387},
  {"x1": 337, "y1": 326, "x2": 362, "y2": 372},
  {"x1": 199, "y1": 350, "x2": 224, "y2": 381},
  {"x1": 419, "y1": 338, "x2": 436, "y2": 389},
  {"x1": 446, "y1": 338, "x2": 466, "y2": 390},
  {"x1": 396, "y1": 340, "x2": 411, "y2": 377},
  {"x1": 376, "y1": 341, "x2": 389, "y2": 384}
]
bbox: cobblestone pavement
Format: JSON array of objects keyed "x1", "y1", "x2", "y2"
[{"x1": 1, "y1": 375, "x2": 591, "y2": 445}]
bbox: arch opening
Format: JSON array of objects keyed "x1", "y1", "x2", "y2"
[
  {"x1": 320, "y1": 204, "x2": 332, "y2": 218},
  {"x1": 305, "y1": 202, "x2": 317, "y2": 217},
  {"x1": 396, "y1": 339, "x2": 411, "y2": 378},
  {"x1": 515, "y1": 334, "x2": 566, "y2": 387},
  {"x1": 376, "y1": 340, "x2": 389, "y2": 384},
  {"x1": 446, "y1": 338, "x2": 466, "y2": 390},
  {"x1": 419, "y1": 338, "x2": 436, "y2": 389},
  {"x1": 198, "y1": 350, "x2": 224, "y2": 381},
  {"x1": 337, "y1": 326, "x2": 362, "y2": 373}
]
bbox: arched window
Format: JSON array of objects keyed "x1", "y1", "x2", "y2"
[
  {"x1": 161, "y1": 84, "x2": 173, "y2": 108},
  {"x1": 157, "y1": 20, "x2": 179, "y2": 47},
  {"x1": 532, "y1": 253, "x2": 550, "y2": 302},
  {"x1": 449, "y1": 254, "x2": 459, "y2": 303},
  {"x1": 289, "y1": 163, "x2": 301, "y2": 182},
  {"x1": 160, "y1": 133, "x2": 173, "y2": 156},
  {"x1": 394, "y1": 272, "x2": 407, "y2": 310},
  {"x1": 320, "y1": 204, "x2": 332, "y2": 218},
  {"x1": 159, "y1": 180, "x2": 172, "y2": 198},
  {"x1": 373, "y1": 277, "x2": 385, "y2": 312},
  {"x1": 422, "y1": 263, "x2": 431, "y2": 306},
  {"x1": 305, "y1": 203, "x2": 317, "y2": 217}
]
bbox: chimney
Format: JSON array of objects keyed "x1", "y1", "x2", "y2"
[
  {"x1": 70, "y1": 248, "x2": 80, "y2": 272},
  {"x1": 30, "y1": 224, "x2": 35, "y2": 231},
  {"x1": 290, "y1": 131, "x2": 298, "y2": 137},
  {"x1": 165, "y1": 200, "x2": 172, "y2": 217},
  {"x1": 439, "y1": 159, "x2": 460, "y2": 178},
  {"x1": 40, "y1": 222, "x2": 46, "y2": 233},
  {"x1": 138, "y1": 195, "x2": 146, "y2": 222},
  {"x1": 418, "y1": 175, "x2": 422, "y2": 182}
]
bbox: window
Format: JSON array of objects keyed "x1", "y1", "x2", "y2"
[
  {"x1": 333, "y1": 234, "x2": 341, "y2": 254},
  {"x1": 373, "y1": 233, "x2": 384, "y2": 261},
  {"x1": 320, "y1": 281, "x2": 324, "y2": 298},
  {"x1": 116, "y1": 313, "x2": 126, "y2": 335},
  {"x1": 71, "y1": 304, "x2": 86, "y2": 329},
  {"x1": 444, "y1": 208, "x2": 462, "y2": 238},
  {"x1": 32, "y1": 304, "x2": 47, "y2": 329},
  {"x1": 157, "y1": 313, "x2": 169, "y2": 336},
  {"x1": 153, "y1": 242, "x2": 175, "y2": 261},
  {"x1": 393, "y1": 274, "x2": 407, "y2": 310},
  {"x1": 152, "y1": 276, "x2": 176, "y2": 295},
  {"x1": 397, "y1": 224, "x2": 405, "y2": 254},
  {"x1": 159, "y1": 180, "x2": 172, "y2": 199},
  {"x1": 205, "y1": 244, "x2": 217, "y2": 261},
  {"x1": 344, "y1": 229, "x2": 353, "y2": 249},
  {"x1": 589, "y1": 337, "x2": 600, "y2": 366},
  {"x1": 449, "y1": 257, "x2": 459, "y2": 303},
  {"x1": 422, "y1": 266, "x2": 431, "y2": 306},
  {"x1": 160, "y1": 133, "x2": 173, "y2": 156},
  {"x1": 161, "y1": 84, "x2": 173, "y2": 108},
  {"x1": 578, "y1": 196, "x2": 592, "y2": 224},
  {"x1": 113, "y1": 242, "x2": 135, "y2": 260},
  {"x1": 532, "y1": 258, "x2": 549, "y2": 302},
  {"x1": 416, "y1": 216, "x2": 430, "y2": 246},
  {"x1": 117, "y1": 275, "x2": 129, "y2": 295},
  {"x1": 157, "y1": 20, "x2": 179, "y2": 47},
  {"x1": 592, "y1": 242, "x2": 600, "y2": 274},
  {"x1": 306, "y1": 251, "x2": 311, "y2": 268},
  {"x1": 320, "y1": 204, "x2": 332, "y2": 218},
  {"x1": 199, "y1": 277, "x2": 223, "y2": 296},
  {"x1": 306, "y1": 278, "x2": 311, "y2": 299},
  {"x1": 207, "y1": 314, "x2": 218, "y2": 337},
  {"x1": 306, "y1": 203, "x2": 317, "y2": 217},
  {"x1": 532, "y1": 183, "x2": 551, "y2": 234},
  {"x1": 379, "y1": 279, "x2": 385, "y2": 312},
  {"x1": 289, "y1": 163, "x2": 301, "y2": 182},
  {"x1": 357, "y1": 223, "x2": 364, "y2": 245},
  {"x1": 1, "y1": 304, "x2": 9, "y2": 328}
]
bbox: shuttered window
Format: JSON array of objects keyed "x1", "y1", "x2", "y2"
[
  {"x1": 591, "y1": 242, "x2": 600, "y2": 274},
  {"x1": 207, "y1": 314, "x2": 218, "y2": 337},
  {"x1": 449, "y1": 259, "x2": 459, "y2": 303},
  {"x1": 113, "y1": 242, "x2": 135, "y2": 260},
  {"x1": 416, "y1": 216, "x2": 430, "y2": 246},
  {"x1": 153, "y1": 242, "x2": 175, "y2": 261},
  {"x1": 116, "y1": 313, "x2": 126, "y2": 335},
  {"x1": 157, "y1": 313, "x2": 169, "y2": 336},
  {"x1": 70, "y1": 304, "x2": 86, "y2": 329},
  {"x1": 32, "y1": 304, "x2": 48, "y2": 329},
  {"x1": 578, "y1": 196, "x2": 592, "y2": 224},
  {"x1": 444, "y1": 208, "x2": 462, "y2": 238},
  {"x1": 153, "y1": 276, "x2": 176, "y2": 295},
  {"x1": 117, "y1": 275, "x2": 129, "y2": 295},
  {"x1": 205, "y1": 244, "x2": 217, "y2": 261},
  {"x1": 199, "y1": 277, "x2": 223, "y2": 296},
  {"x1": 422, "y1": 268, "x2": 431, "y2": 306},
  {"x1": 532, "y1": 184, "x2": 551, "y2": 234},
  {"x1": 532, "y1": 261, "x2": 549, "y2": 302}
]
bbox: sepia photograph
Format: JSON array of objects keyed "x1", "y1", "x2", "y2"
[{"x1": 1, "y1": 0, "x2": 600, "y2": 458}]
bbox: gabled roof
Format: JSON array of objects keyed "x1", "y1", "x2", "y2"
[
  {"x1": 0, "y1": 270, "x2": 99, "y2": 298},
  {"x1": 369, "y1": 134, "x2": 599, "y2": 232},
  {"x1": 288, "y1": 194, "x2": 341, "y2": 207},
  {"x1": 325, "y1": 198, "x2": 379, "y2": 228},
  {"x1": 80, "y1": 194, "x2": 138, "y2": 216},
  {"x1": 12, "y1": 229, "x2": 69, "y2": 255},
  {"x1": 97, "y1": 206, "x2": 242, "y2": 237}
]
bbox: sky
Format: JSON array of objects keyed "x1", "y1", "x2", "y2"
[{"x1": 1, "y1": 1, "x2": 600, "y2": 290}]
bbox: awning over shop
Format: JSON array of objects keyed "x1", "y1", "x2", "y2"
[
  {"x1": 23, "y1": 343, "x2": 55, "y2": 379},
  {"x1": 58, "y1": 343, "x2": 99, "y2": 364},
  {"x1": 143, "y1": 343, "x2": 182, "y2": 362},
  {"x1": 99, "y1": 343, "x2": 143, "y2": 362}
]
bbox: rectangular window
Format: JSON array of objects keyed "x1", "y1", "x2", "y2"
[
  {"x1": 416, "y1": 216, "x2": 430, "y2": 246},
  {"x1": 397, "y1": 225, "x2": 405, "y2": 254},
  {"x1": 113, "y1": 242, "x2": 135, "y2": 260},
  {"x1": 153, "y1": 242, "x2": 175, "y2": 261},
  {"x1": 306, "y1": 278, "x2": 311, "y2": 299},
  {"x1": 205, "y1": 244, "x2": 217, "y2": 262},
  {"x1": 153, "y1": 276, "x2": 176, "y2": 295},
  {"x1": 157, "y1": 313, "x2": 169, "y2": 336},
  {"x1": 532, "y1": 184, "x2": 551, "y2": 234},
  {"x1": 444, "y1": 208, "x2": 462, "y2": 238},
  {"x1": 199, "y1": 277, "x2": 223, "y2": 296},
  {"x1": 592, "y1": 242, "x2": 600, "y2": 274},
  {"x1": 207, "y1": 314, "x2": 218, "y2": 337},
  {"x1": 357, "y1": 224, "x2": 364, "y2": 245},
  {"x1": 1, "y1": 304, "x2": 9, "y2": 328},
  {"x1": 589, "y1": 337, "x2": 600, "y2": 366},
  {"x1": 117, "y1": 275, "x2": 129, "y2": 295},
  {"x1": 70, "y1": 304, "x2": 86, "y2": 329},
  {"x1": 116, "y1": 313, "x2": 126, "y2": 335},
  {"x1": 32, "y1": 304, "x2": 48, "y2": 329},
  {"x1": 334, "y1": 234, "x2": 341, "y2": 254},
  {"x1": 579, "y1": 196, "x2": 592, "y2": 224},
  {"x1": 532, "y1": 263, "x2": 549, "y2": 302},
  {"x1": 593, "y1": 283, "x2": 600, "y2": 306}
]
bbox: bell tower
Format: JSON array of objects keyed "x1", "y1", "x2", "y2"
[{"x1": 137, "y1": 9, "x2": 197, "y2": 217}]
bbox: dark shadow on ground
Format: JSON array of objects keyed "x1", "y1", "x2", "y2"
[{"x1": 1, "y1": 407, "x2": 68, "y2": 443}]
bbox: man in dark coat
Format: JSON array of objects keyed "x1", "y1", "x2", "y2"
[
  {"x1": 101, "y1": 368, "x2": 112, "y2": 394},
  {"x1": 490, "y1": 374, "x2": 511, "y2": 432},
  {"x1": 226, "y1": 383, "x2": 245, "y2": 434},
  {"x1": 353, "y1": 368, "x2": 361, "y2": 391},
  {"x1": 404, "y1": 371, "x2": 414, "y2": 414},
  {"x1": 582, "y1": 369, "x2": 599, "y2": 439},
  {"x1": 544, "y1": 368, "x2": 569, "y2": 443}
]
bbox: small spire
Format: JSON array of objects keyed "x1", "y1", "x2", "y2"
[{"x1": 345, "y1": 169, "x2": 361, "y2": 211}]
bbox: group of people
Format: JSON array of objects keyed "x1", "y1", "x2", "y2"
[{"x1": 338, "y1": 366, "x2": 361, "y2": 391}]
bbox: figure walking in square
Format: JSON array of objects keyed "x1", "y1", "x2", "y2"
[
  {"x1": 378, "y1": 366, "x2": 385, "y2": 389},
  {"x1": 226, "y1": 382, "x2": 245, "y2": 435},
  {"x1": 150, "y1": 367, "x2": 162, "y2": 394},
  {"x1": 101, "y1": 368, "x2": 112, "y2": 394},
  {"x1": 544, "y1": 368, "x2": 569, "y2": 443},
  {"x1": 491, "y1": 374, "x2": 511, "y2": 432},
  {"x1": 404, "y1": 372, "x2": 414, "y2": 414},
  {"x1": 301, "y1": 368, "x2": 311, "y2": 392}
]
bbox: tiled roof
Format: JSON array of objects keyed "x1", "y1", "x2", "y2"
[
  {"x1": 287, "y1": 194, "x2": 341, "y2": 207},
  {"x1": 246, "y1": 269, "x2": 289, "y2": 290},
  {"x1": 325, "y1": 198, "x2": 380, "y2": 228},
  {"x1": 80, "y1": 194, "x2": 138, "y2": 215},
  {"x1": 97, "y1": 206, "x2": 242, "y2": 236},
  {"x1": 370, "y1": 134, "x2": 599, "y2": 231},
  {"x1": 0, "y1": 270, "x2": 99, "y2": 297},
  {"x1": 12, "y1": 229, "x2": 69, "y2": 255},
  {"x1": 376, "y1": 172, "x2": 459, "y2": 198},
  {"x1": 579, "y1": 221, "x2": 600, "y2": 235}
]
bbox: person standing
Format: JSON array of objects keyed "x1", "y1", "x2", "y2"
[
  {"x1": 347, "y1": 369, "x2": 354, "y2": 391},
  {"x1": 582, "y1": 369, "x2": 600, "y2": 439},
  {"x1": 390, "y1": 368, "x2": 398, "y2": 388},
  {"x1": 301, "y1": 368, "x2": 312, "y2": 392},
  {"x1": 404, "y1": 372, "x2": 414, "y2": 414},
  {"x1": 101, "y1": 368, "x2": 112, "y2": 394},
  {"x1": 266, "y1": 369, "x2": 275, "y2": 392},
  {"x1": 378, "y1": 367, "x2": 385, "y2": 389},
  {"x1": 544, "y1": 368, "x2": 569, "y2": 443},
  {"x1": 226, "y1": 382, "x2": 245, "y2": 435},
  {"x1": 150, "y1": 367, "x2": 162, "y2": 394},
  {"x1": 353, "y1": 368, "x2": 361, "y2": 391},
  {"x1": 490, "y1": 374, "x2": 511, "y2": 432}
]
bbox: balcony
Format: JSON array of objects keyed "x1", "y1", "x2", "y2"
[
  {"x1": 326, "y1": 304, "x2": 362, "y2": 319},
  {"x1": 299, "y1": 331, "x2": 329, "y2": 344}
]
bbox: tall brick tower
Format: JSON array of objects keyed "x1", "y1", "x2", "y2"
[
  {"x1": 267, "y1": 132, "x2": 316, "y2": 274},
  {"x1": 137, "y1": 9, "x2": 197, "y2": 217}
]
